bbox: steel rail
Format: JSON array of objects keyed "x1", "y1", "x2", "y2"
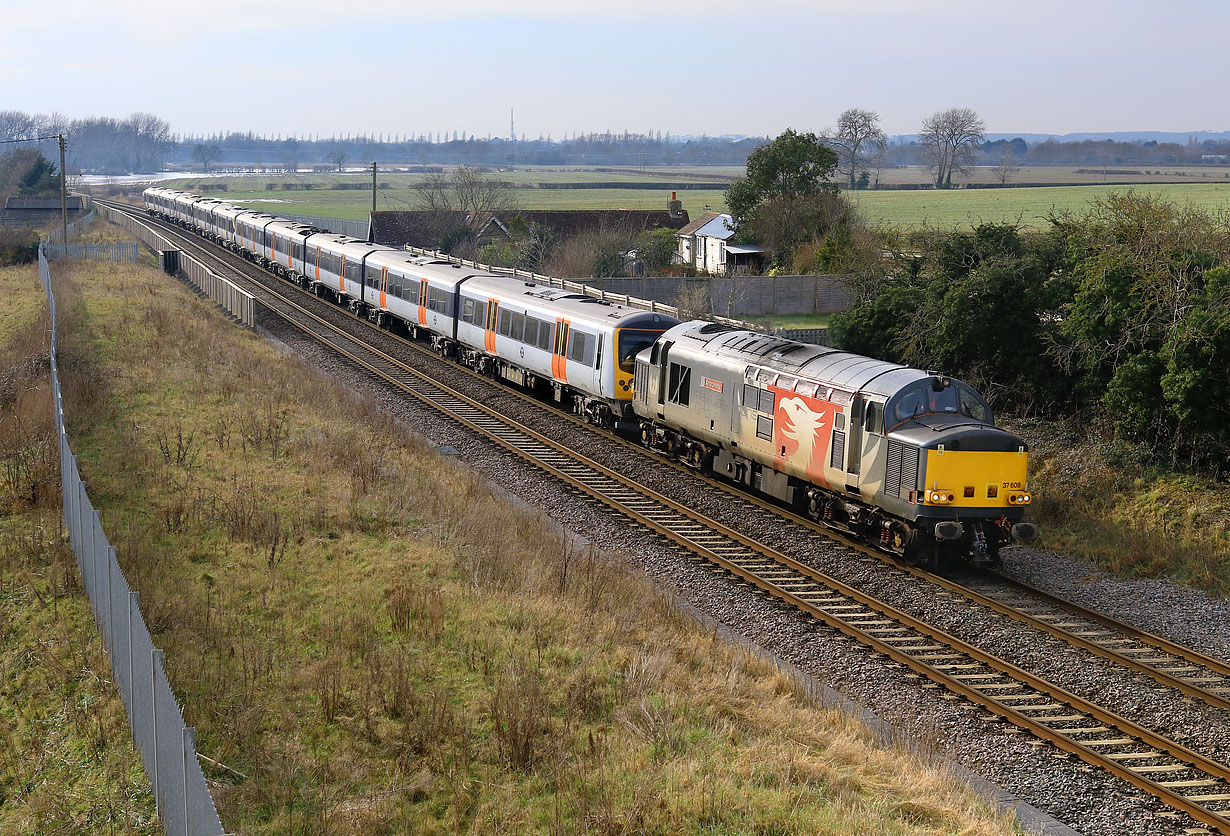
[{"x1": 105, "y1": 202, "x2": 1230, "y2": 831}]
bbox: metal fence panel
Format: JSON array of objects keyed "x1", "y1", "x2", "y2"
[
  {"x1": 38, "y1": 245, "x2": 226, "y2": 836},
  {"x1": 45, "y1": 241, "x2": 140, "y2": 262}
]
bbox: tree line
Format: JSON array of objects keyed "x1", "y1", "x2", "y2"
[
  {"x1": 8, "y1": 106, "x2": 1230, "y2": 178},
  {"x1": 827, "y1": 195, "x2": 1230, "y2": 470}
]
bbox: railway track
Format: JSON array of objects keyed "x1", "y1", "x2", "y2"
[{"x1": 101, "y1": 200, "x2": 1230, "y2": 831}]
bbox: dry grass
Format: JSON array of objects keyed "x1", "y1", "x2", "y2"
[
  {"x1": 0, "y1": 261, "x2": 157, "y2": 834},
  {"x1": 49, "y1": 230, "x2": 1023, "y2": 835},
  {"x1": 1009, "y1": 417, "x2": 1230, "y2": 595}
]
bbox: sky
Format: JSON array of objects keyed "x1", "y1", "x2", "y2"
[{"x1": 2, "y1": 0, "x2": 1226, "y2": 141}]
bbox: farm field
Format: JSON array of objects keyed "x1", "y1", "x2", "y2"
[
  {"x1": 850, "y1": 182, "x2": 1230, "y2": 230},
  {"x1": 153, "y1": 167, "x2": 1230, "y2": 231},
  {"x1": 36, "y1": 224, "x2": 1020, "y2": 835}
]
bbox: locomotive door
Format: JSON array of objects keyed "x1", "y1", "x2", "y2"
[{"x1": 845, "y1": 395, "x2": 864, "y2": 490}]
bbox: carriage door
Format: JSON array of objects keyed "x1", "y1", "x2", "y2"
[
  {"x1": 380, "y1": 267, "x2": 389, "y2": 310},
  {"x1": 845, "y1": 395, "x2": 864, "y2": 490},
  {"x1": 418, "y1": 280, "x2": 429, "y2": 326},
  {"x1": 552, "y1": 320, "x2": 570, "y2": 384},
  {"x1": 655, "y1": 341, "x2": 673, "y2": 414}
]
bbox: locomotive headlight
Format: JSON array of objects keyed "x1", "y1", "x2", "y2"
[
  {"x1": 1008, "y1": 492, "x2": 1031, "y2": 505},
  {"x1": 928, "y1": 490, "x2": 953, "y2": 505}
]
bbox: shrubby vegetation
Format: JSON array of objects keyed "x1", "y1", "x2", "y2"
[{"x1": 830, "y1": 192, "x2": 1230, "y2": 470}]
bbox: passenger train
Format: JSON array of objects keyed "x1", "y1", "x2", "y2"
[{"x1": 144, "y1": 186, "x2": 1036, "y2": 567}]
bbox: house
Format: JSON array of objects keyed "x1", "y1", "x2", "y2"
[
  {"x1": 675, "y1": 211, "x2": 768, "y2": 274},
  {"x1": 2, "y1": 195, "x2": 86, "y2": 228}
]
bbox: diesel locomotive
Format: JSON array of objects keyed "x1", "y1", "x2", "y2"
[{"x1": 632, "y1": 321, "x2": 1036, "y2": 566}]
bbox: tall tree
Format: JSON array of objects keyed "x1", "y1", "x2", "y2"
[
  {"x1": 825, "y1": 109, "x2": 886, "y2": 190},
  {"x1": 725, "y1": 128, "x2": 838, "y2": 232},
  {"x1": 919, "y1": 107, "x2": 985, "y2": 188}
]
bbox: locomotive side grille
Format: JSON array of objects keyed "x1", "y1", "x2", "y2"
[
  {"x1": 885, "y1": 440, "x2": 903, "y2": 497},
  {"x1": 830, "y1": 430, "x2": 845, "y2": 470},
  {"x1": 900, "y1": 446, "x2": 919, "y2": 497}
]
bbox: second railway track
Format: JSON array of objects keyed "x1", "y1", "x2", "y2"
[{"x1": 101, "y1": 199, "x2": 1230, "y2": 832}]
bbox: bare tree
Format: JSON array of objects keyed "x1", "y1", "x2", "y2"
[
  {"x1": 919, "y1": 107, "x2": 985, "y2": 188},
  {"x1": 191, "y1": 142, "x2": 222, "y2": 172},
  {"x1": 414, "y1": 166, "x2": 518, "y2": 254},
  {"x1": 824, "y1": 108, "x2": 886, "y2": 190},
  {"x1": 994, "y1": 144, "x2": 1019, "y2": 185},
  {"x1": 326, "y1": 148, "x2": 348, "y2": 171}
]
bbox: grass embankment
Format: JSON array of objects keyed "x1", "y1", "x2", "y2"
[
  {"x1": 0, "y1": 262, "x2": 157, "y2": 833},
  {"x1": 52, "y1": 238, "x2": 1021, "y2": 834},
  {"x1": 1009, "y1": 418, "x2": 1230, "y2": 596}
]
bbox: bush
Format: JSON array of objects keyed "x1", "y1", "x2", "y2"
[{"x1": 0, "y1": 228, "x2": 39, "y2": 266}]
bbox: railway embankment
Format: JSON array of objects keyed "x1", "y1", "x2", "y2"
[
  {"x1": 0, "y1": 260, "x2": 157, "y2": 834},
  {"x1": 27, "y1": 242, "x2": 1021, "y2": 833},
  {"x1": 1008, "y1": 416, "x2": 1230, "y2": 596}
]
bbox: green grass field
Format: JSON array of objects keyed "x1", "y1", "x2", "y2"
[
  {"x1": 850, "y1": 183, "x2": 1230, "y2": 230},
  {"x1": 158, "y1": 168, "x2": 1230, "y2": 231}
]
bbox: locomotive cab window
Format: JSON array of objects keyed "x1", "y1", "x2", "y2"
[
  {"x1": 617, "y1": 330, "x2": 660, "y2": 374},
  {"x1": 667, "y1": 362, "x2": 691, "y2": 406}
]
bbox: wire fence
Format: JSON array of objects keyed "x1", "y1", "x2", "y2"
[
  {"x1": 40, "y1": 246, "x2": 227, "y2": 836},
  {"x1": 45, "y1": 241, "x2": 141, "y2": 262}
]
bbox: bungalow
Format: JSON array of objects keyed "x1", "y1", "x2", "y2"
[{"x1": 675, "y1": 211, "x2": 767, "y2": 274}]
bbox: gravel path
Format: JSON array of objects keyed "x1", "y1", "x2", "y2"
[{"x1": 249, "y1": 297, "x2": 1230, "y2": 836}]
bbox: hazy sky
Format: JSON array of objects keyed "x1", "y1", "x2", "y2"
[{"x1": 3, "y1": 0, "x2": 1225, "y2": 140}]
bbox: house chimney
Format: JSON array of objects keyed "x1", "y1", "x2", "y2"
[{"x1": 668, "y1": 191, "x2": 683, "y2": 218}]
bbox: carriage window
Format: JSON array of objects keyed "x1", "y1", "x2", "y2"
[
  {"x1": 498, "y1": 309, "x2": 512, "y2": 336},
  {"x1": 668, "y1": 362, "x2": 691, "y2": 406},
  {"x1": 462, "y1": 298, "x2": 477, "y2": 324},
  {"x1": 538, "y1": 320, "x2": 553, "y2": 351},
  {"x1": 523, "y1": 318, "x2": 539, "y2": 346},
  {"x1": 569, "y1": 330, "x2": 596, "y2": 366},
  {"x1": 510, "y1": 312, "x2": 525, "y2": 342}
]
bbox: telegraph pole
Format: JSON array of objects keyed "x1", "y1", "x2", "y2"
[
  {"x1": 370, "y1": 161, "x2": 377, "y2": 242},
  {"x1": 59, "y1": 134, "x2": 68, "y2": 244}
]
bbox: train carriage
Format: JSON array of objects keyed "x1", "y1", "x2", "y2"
[
  {"x1": 457, "y1": 276, "x2": 678, "y2": 425},
  {"x1": 633, "y1": 321, "x2": 1035, "y2": 565}
]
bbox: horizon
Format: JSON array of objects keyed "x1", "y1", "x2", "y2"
[{"x1": 5, "y1": 0, "x2": 1229, "y2": 141}]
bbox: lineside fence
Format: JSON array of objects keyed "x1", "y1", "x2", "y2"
[
  {"x1": 39, "y1": 246, "x2": 226, "y2": 836},
  {"x1": 97, "y1": 204, "x2": 256, "y2": 327},
  {"x1": 45, "y1": 241, "x2": 140, "y2": 262}
]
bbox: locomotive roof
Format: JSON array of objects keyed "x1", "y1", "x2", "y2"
[{"x1": 668, "y1": 321, "x2": 931, "y2": 398}]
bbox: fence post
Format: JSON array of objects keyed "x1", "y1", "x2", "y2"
[
  {"x1": 70, "y1": 455, "x2": 80, "y2": 565},
  {"x1": 182, "y1": 727, "x2": 194, "y2": 836},
  {"x1": 90, "y1": 507, "x2": 101, "y2": 628},
  {"x1": 128, "y1": 591, "x2": 138, "y2": 732},
  {"x1": 151, "y1": 648, "x2": 163, "y2": 816},
  {"x1": 106, "y1": 545, "x2": 115, "y2": 653}
]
